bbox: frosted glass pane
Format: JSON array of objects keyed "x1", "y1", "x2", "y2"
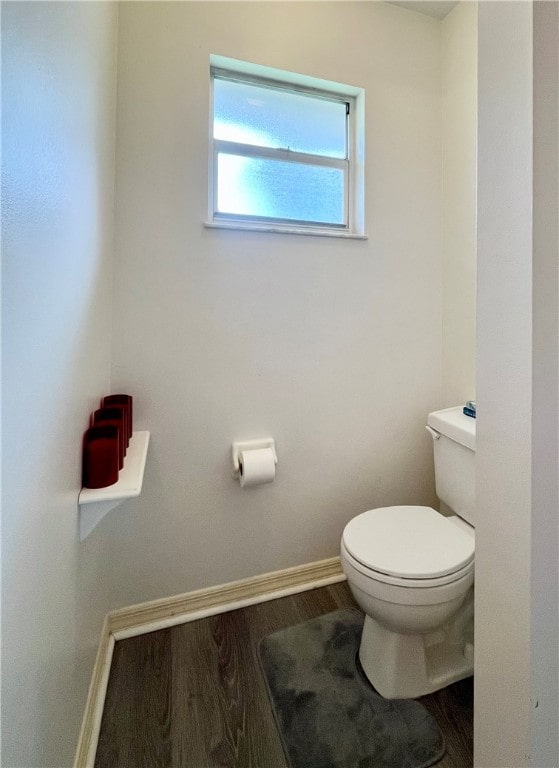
[
  {"x1": 214, "y1": 78, "x2": 347, "y2": 159},
  {"x1": 217, "y1": 153, "x2": 345, "y2": 225}
]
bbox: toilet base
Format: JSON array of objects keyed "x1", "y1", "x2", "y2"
[{"x1": 358, "y1": 608, "x2": 474, "y2": 699}]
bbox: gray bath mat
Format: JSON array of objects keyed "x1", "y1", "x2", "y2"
[{"x1": 258, "y1": 608, "x2": 445, "y2": 768}]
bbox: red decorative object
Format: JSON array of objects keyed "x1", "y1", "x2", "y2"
[
  {"x1": 82, "y1": 426, "x2": 120, "y2": 489},
  {"x1": 102, "y1": 394, "x2": 133, "y2": 443},
  {"x1": 92, "y1": 408, "x2": 126, "y2": 468}
]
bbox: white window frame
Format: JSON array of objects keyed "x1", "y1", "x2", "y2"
[{"x1": 206, "y1": 56, "x2": 366, "y2": 239}]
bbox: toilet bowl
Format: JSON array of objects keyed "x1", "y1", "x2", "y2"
[
  {"x1": 341, "y1": 507, "x2": 474, "y2": 631},
  {"x1": 341, "y1": 407, "x2": 476, "y2": 699}
]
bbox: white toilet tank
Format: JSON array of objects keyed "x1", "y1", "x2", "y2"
[{"x1": 427, "y1": 407, "x2": 476, "y2": 526}]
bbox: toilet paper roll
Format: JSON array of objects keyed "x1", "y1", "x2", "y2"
[{"x1": 239, "y1": 447, "x2": 276, "y2": 488}]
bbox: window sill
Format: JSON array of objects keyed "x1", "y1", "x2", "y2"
[{"x1": 204, "y1": 221, "x2": 368, "y2": 240}]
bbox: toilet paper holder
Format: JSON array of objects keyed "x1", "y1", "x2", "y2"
[{"x1": 232, "y1": 438, "x2": 278, "y2": 476}]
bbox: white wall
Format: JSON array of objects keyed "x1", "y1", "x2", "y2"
[
  {"x1": 1, "y1": 3, "x2": 118, "y2": 766},
  {"x1": 475, "y1": 2, "x2": 559, "y2": 764},
  {"x1": 441, "y1": 1, "x2": 477, "y2": 406},
  {"x1": 530, "y1": 1, "x2": 558, "y2": 764},
  {"x1": 99, "y1": 1, "x2": 443, "y2": 607},
  {"x1": 9, "y1": 4, "x2": 558, "y2": 767}
]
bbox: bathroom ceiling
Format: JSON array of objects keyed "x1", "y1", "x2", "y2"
[{"x1": 387, "y1": 1, "x2": 459, "y2": 20}]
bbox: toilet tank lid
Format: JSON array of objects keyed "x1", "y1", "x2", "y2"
[
  {"x1": 427, "y1": 406, "x2": 475, "y2": 451},
  {"x1": 342, "y1": 506, "x2": 474, "y2": 579}
]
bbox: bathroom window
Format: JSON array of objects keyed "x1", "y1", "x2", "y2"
[{"x1": 207, "y1": 56, "x2": 365, "y2": 238}]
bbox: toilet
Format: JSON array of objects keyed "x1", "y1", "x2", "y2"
[{"x1": 341, "y1": 406, "x2": 476, "y2": 699}]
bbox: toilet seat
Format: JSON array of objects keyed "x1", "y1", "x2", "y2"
[
  {"x1": 341, "y1": 541, "x2": 473, "y2": 591},
  {"x1": 342, "y1": 505, "x2": 475, "y2": 586}
]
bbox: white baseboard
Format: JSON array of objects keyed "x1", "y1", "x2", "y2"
[
  {"x1": 73, "y1": 617, "x2": 115, "y2": 768},
  {"x1": 74, "y1": 556, "x2": 345, "y2": 767},
  {"x1": 109, "y1": 555, "x2": 345, "y2": 639}
]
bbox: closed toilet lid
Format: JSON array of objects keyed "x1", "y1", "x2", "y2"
[{"x1": 342, "y1": 506, "x2": 474, "y2": 580}]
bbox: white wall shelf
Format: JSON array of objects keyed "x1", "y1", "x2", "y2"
[{"x1": 79, "y1": 430, "x2": 150, "y2": 541}]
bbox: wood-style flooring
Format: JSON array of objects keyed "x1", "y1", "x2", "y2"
[{"x1": 95, "y1": 582, "x2": 473, "y2": 768}]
